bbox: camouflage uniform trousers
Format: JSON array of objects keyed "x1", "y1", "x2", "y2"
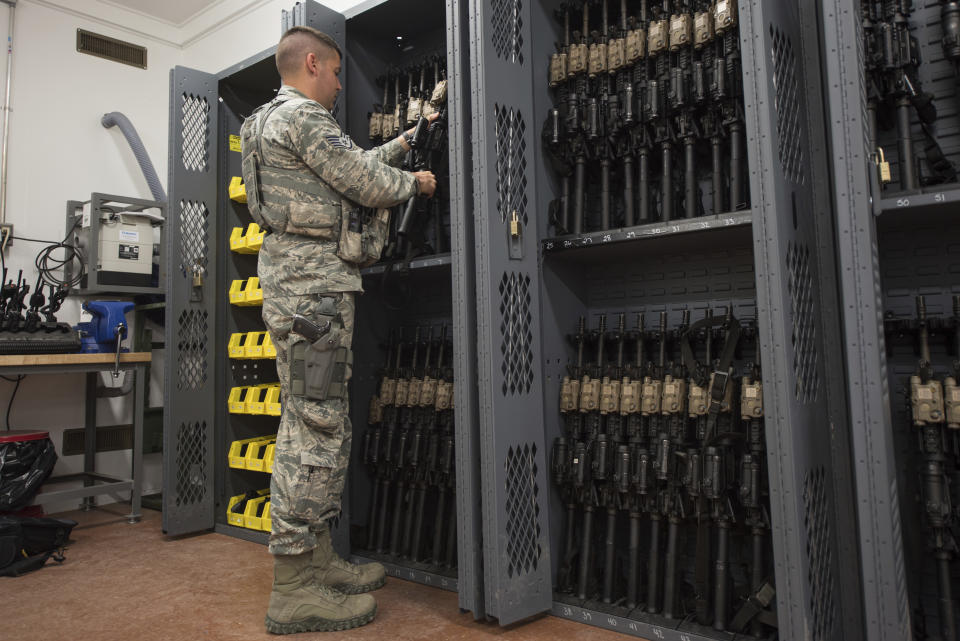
[{"x1": 262, "y1": 291, "x2": 355, "y2": 556}]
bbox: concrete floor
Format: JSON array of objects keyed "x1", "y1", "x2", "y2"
[{"x1": 3, "y1": 504, "x2": 639, "y2": 641}]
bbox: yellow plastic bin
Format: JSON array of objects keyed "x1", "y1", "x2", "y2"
[
  {"x1": 226, "y1": 488, "x2": 268, "y2": 528},
  {"x1": 243, "y1": 223, "x2": 265, "y2": 253},
  {"x1": 229, "y1": 226, "x2": 247, "y2": 253},
  {"x1": 242, "y1": 277, "x2": 263, "y2": 307},
  {"x1": 229, "y1": 279, "x2": 247, "y2": 305},
  {"x1": 245, "y1": 331, "x2": 267, "y2": 359},
  {"x1": 265, "y1": 384, "x2": 282, "y2": 416},
  {"x1": 245, "y1": 436, "x2": 276, "y2": 472},
  {"x1": 228, "y1": 386, "x2": 249, "y2": 414},
  {"x1": 244, "y1": 385, "x2": 269, "y2": 415},
  {"x1": 228, "y1": 332, "x2": 248, "y2": 359},
  {"x1": 228, "y1": 436, "x2": 263, "y2": 469},
  {"x1": 228, "y1": 176, "x2": 247, "y2": 203},
  {"x1": 262, "y1": 501, "x2": 272, "y2": 532},
  {"x1": 264, "y1": 442, "x2": 276, "y2": 473},
  {"x1": 263, "y1": 332, "x2": 277, "y2": 359},
  {"x1": 244, "y1": 494, "x2": 270, "y2": 530}
]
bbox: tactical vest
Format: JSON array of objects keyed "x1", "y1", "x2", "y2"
[
  {"x1": 241, "y1": 95, "x2": 342, "y2": 239},
  {"x1": 241, "y1": 96, "x2": 392, "y2": 267}
]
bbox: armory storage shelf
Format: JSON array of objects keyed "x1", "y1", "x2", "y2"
[
  {"x1": 360, "y1": 252, "x2": 452, "y2": 276},
  {"x1": 541, "y1": 210, "x2": 753, "y2": 256}
]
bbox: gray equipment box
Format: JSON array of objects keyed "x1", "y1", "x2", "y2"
[{"x1": 64, "y1": 193, "x2": 165, "y2": 294}]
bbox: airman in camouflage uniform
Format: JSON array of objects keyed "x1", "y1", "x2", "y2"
[{"x1": 240, "y1": 26, "x2": 436, "y2": 634}]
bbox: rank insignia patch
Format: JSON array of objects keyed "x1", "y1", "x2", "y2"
[{"x1": 324, "y1": 134, "x2": 354, "y2": 150}]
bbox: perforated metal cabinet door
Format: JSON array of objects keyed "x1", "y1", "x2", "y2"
[
  {"x1": 739, "y1": 1, "x2": 866, "y2": 641},
  {"x1": 163, "y1": 66, "x2": 219, "y2": 536},
  {"x1": 820, "y1": 0, "x2": 912, "y2": 639},
  {"x1": 448, "y1": 0, "x2": 486, "y2": 619},
  {"x1": 469, "y1": 0, "x2": 553, "y2": 625}
]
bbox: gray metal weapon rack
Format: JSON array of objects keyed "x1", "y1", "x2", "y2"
[
  {"x1": 163, "y1": 0, "x2": 485, "y2": 619},
  {"x1": 823, "y1": 1, "x2": 960, "y2": 640},
  {"x1": 467, "y1": 0, "x2": 864, "y2": 639}
]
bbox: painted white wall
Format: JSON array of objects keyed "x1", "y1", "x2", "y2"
[
  {"x1": 0, "y1": 0, "x2": 178, "y2": 514},
  {"x1": 0, "y1": 0, "x2": 372, "y2": 516},
  {"x1": 181, "y1": 0, "x2": 376, "y2": 74}
]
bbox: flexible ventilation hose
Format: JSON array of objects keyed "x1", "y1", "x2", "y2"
[{"x1": 101, "y1": 111, "x2": 166, "y2": 202}]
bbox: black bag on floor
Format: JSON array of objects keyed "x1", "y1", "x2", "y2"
[
  {"x1": 0, "y1": 515, "x2": 77, "y2": 577},
  {"x1": 0, "y1": 433, "x2": 58, "y2": 511}
]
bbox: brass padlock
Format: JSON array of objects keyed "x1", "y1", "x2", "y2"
[
  {"x1": 549, "y1": 52, "x2": 567, "y2": 87},
  {"x1": 607, "y1": 37, "x2": 626, "y2": 72},
  {"x1": 560, "y1": 376, "x2": 581, "y2": 412},
  {"x1": 877, "y1": 148, "x2": 892, "y2": 184},
  {"x1": 648, "y1": 19, "x2": 668, "y2": 56},
  {"x1": 714, "y1": 0, "x2": 738, "y2": 33},
  {"x1": 510, "y1": 210, "x2": 521, "y2": 238},
  {"x1": 192, "y1": 270, "x2": 204, "y2": 288},
  {"x1": 625, "y1": 29, "x2": 646, "y2": 64},
  {"x1": 568, "y1": 43, "x2": 588, "y2": 76},
  {"x1": 910, "y1": 375, "x2": 945, "y2": 426},
  {"x1": 694, "y1": 11, "x2": 715, "y2": 48},
  {"x1": 740, "y1": 378, "x2": 764, "y2": 420},
  {"x1": 588, "y1": 42, "x2": 608, "y2": 78},
  {"x1": 669, "y1": 14, "x2": 693, "y2": 51}
]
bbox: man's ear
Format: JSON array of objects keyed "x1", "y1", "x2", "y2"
[{"x1": 305, "y1": 52, "x2": 317, "y2": 77}]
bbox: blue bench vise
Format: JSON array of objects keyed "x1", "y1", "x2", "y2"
[{"x1": 75, "y1": 301, "x2": 135, "y2": 354}]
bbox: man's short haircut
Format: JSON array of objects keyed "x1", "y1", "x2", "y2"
[{"x1": 276, "y1": 26, "x2": 342, "y2": 79}]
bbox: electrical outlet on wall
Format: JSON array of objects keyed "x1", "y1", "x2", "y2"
[{"x1": 0, "y1": 223, "x2": 12, "y2": 248}]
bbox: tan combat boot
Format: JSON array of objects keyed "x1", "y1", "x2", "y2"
[
  {"x1": 265, "y1": 551, "x2": 377, "y2": 634},
  {"x1": 312, "y1": 525, "x2": 387, "y2": 594}
]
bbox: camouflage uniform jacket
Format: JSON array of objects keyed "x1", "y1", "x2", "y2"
[{"x1": 240, "y1": 85, "x2": 416, "y2": 297}]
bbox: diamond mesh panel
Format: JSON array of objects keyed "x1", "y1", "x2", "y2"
[
  {"x1": 498, "y1": 272, "x2": 533, "y2": 396},
  {"x1": 177, "y1": 310, "x2": 208, "y2": 391},
  {"x1": 504, "y1": 443, "x2": 541, "y2": 578},
  {"x1": 770, "y1": 27, "x2": 804, "y2": 185},
  {"x1": 494, "y1": 105, "x2": 528, "y2": 227},
  {"x1": 787, "y1": 242, "x2": 819, "y2": 403},
  {"x1": 178, "y1": 200, "x2": 209, "y2": 279},
  {"x1": 803, "y1": 466, "x2": 836, "y2": 641},
  {"x1": 181, "y1": 93, "x2": 210, "y2": 173},
  {"x1": 491, "y1": 0, "x2": 524, "y2": 65},
  {"x1": 854, "y1": 16, "x2": 870, "y2": 159},
  {"x1": 175, "y1": 421, "x2": 207, "y2": 506}
]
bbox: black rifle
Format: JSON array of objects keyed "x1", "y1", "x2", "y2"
[
  {"x1": 375, "y1": 332, "x2": 405, "y2": 553},
  {"x1": 575, "y1": 314, "x2": 607, "y2": 600},
  {"x1": 911, "y1": 296, "x2": 957, "y2": 641},
  {"x1": 389, "y1": 327, "x2": 421, "y2": 557},
  {"x1": 401, "y1": 326, "x2": 433, "y2": 559},
  {"x1": 623, "y1": 312, "x2": 646, "y2": 609},
  {"x1": 600, "y1": 313, "x2": 627, "y2": 603},
  {"x1": 646, "y1": 310, "x2": 669, "y2": 613},
  {"x1": 364, "y1": 331, "x2": 394, "y2": 550}
]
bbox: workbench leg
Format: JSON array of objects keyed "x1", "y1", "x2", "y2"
[
  {"x1": 81, "y1": 372, "x2": 97, "y2": 511},
  {"x1": 128, "y1": 366, "x2": 144, "y2": 524}
]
